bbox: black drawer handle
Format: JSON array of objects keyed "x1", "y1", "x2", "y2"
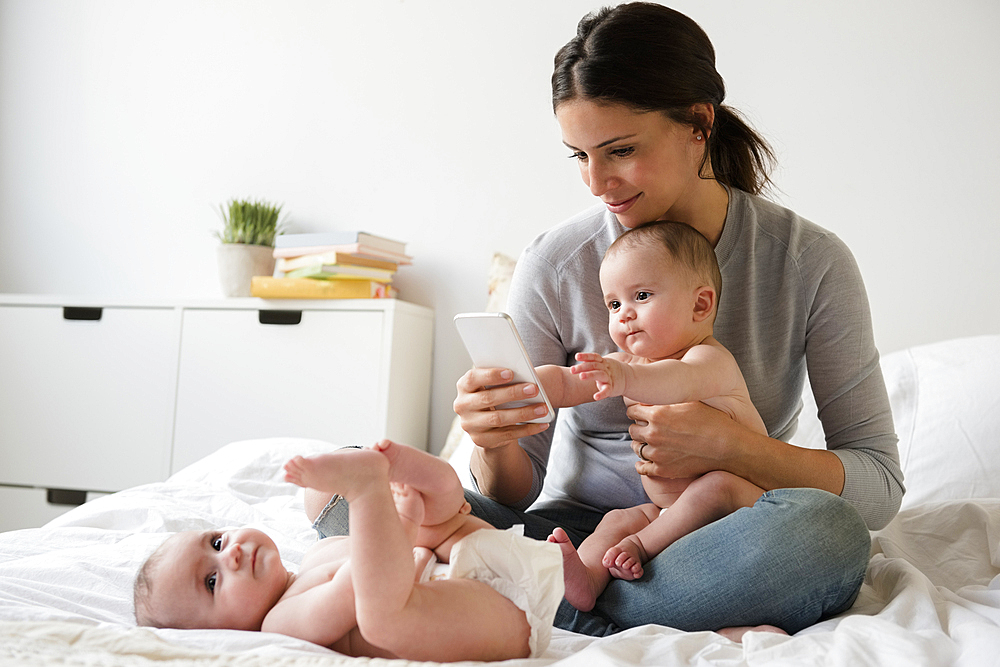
[
  {"x1": 259, "y1": 310, "x2": 302, "y2": 325},
  {"x1": 47, "y1": 488, "x2": 87, "y2": 506},
  {"x1": 63, "y1": 306, "x2": 103, "y2": 321}
]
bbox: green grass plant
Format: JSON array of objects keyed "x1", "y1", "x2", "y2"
[{"x1": 215, "y1": 198, "x2": 284, "y2": 246}]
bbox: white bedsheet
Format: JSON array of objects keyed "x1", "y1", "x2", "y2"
[
  {"x1": 0, "y1": 438, "x2": 996, "y2": 666},
  {"x1": 1, "y1": 335, "x2": 999, "y2": 666}
]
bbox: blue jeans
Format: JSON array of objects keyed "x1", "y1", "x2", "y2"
[{"x1": 465, "y1": 487, "x2": 870, "y2": 636}]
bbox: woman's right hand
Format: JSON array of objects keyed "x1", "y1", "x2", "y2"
[
  {"x1": 454, "y1": 367, "x2": 549, "y2": 504},
  {"x1": 453, "y1": 367, "x2": 550, "y2": 451}
]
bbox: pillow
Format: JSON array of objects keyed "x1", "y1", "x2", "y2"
[
  {"x1": 885, "y1": 335, "x2": 1000, "y2": 508},
  {"x1": 795, "y1": 335, "x2": 1000, "y2": 509},
  {"x1": 484, "y1": 252, "x2": 517, "y2": 314}
]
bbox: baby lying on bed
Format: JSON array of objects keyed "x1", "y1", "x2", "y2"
[{"x1": 133, "y1": 441, "x2": 562, "y2": 662}]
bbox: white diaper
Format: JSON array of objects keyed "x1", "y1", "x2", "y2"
[{"x1": 445, "y1": 526, "x2": 564, "y2": 658}]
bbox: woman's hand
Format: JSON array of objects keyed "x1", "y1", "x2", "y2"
[
  {"x1": 454, "y1": 367, "x2": 549, "y2": 505},
  {"x1": 627, "y1": 401, "x2": 739, "y2": 479},
  {"x1": 453, "y1": 367, "x2": 550, "y2": 450},
  {"x1": 628, "y1": 401, "x2": 847, "y2": 495}
]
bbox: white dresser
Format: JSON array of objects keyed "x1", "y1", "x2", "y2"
[{"x1": 0, "y1": 295, "x2": 434, "y2": 531}]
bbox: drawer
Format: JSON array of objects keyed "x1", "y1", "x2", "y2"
[
  {"x1": 0, "y1": 305, "x2": 179, "y2": 491},
  {"x1": 171, "y1": 308, "x2": 387, "y2": 472},
  {"x1": 0, "y1": 485, "x2": 110, "y2": 532}
]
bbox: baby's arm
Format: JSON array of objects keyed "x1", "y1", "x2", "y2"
[
  {"x1": 534, "y1": 363, "x2": 600, "y2": 408},
  {"x1": 575, "y1": 343, "x2": 739, "y2": 406},
  {"x1": 263, "y1": 561, "x2": 358, "y2": 648}
]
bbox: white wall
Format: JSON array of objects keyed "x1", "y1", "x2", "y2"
[{"x1": 2, "y1": 0, "x2": 998, "y2": 454}]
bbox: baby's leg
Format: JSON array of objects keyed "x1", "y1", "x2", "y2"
[
  {"x1": 548, "y1": 505, "x2": 660, "y2": 611},
  {"x1": 285, "y1": 448, "x2": 419, "y2": 618},
  {"x1": 337, "y1": 461, "x2": 530, "y2": 661},
  {"x1": 608, "y1": 471, "x2": 766, "y2": 580},
  {"x1": 303, "y1": 488, "x2": 336, "y2": 524},
  {"x1": 294, "y1": 446, "x2": 367, "y2": 524},
  {"x1": 640, "y1": 474, "x2": 697, "y2": 509},
  {"x1": 284, "y1": 447, "x2": 390, "y2": 501},
  {"x1": 372, "y1": 440, "x2": 468, "y2": 527},
  {"x1": 359, "y1": 578, "x2": 532, "y2": 661}
]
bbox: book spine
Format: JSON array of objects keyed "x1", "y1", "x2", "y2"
[
  {"x1": 274, "y1": 232, "x2": 355, "y2": 248},
  {"x1": 251, "y1": 277, "x2": 395, "y2": 299},
  {"x1": 275, "y1": 232, "x2": 406, "y2": 255},
  {"x1": 275, "y1": 253, "x2": 398, "y2": 272},
  {"x1": 272, "y1": 244, "x2": 412, "y2": 264},
  {"x1": 284, "y1": 266, "x2": 394, "y2": 282}
]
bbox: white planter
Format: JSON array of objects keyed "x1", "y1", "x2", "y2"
[{"x1": 216, "y1": 244, "x2": 276, "y2": 297}]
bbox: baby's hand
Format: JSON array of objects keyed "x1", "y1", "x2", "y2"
[
  {"x1": 413, "y1": 547, "x2": 436, "y2": 582},
  {"x1": 572, "y1": 352, "x2": 625, "y2": 400},
  {"x1": 391, "y1": 481, "x2": 426, "y2": 527}
]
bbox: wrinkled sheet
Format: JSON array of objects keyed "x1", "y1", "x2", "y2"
[{"x1": 0, "y1": 437, "x2": 998, "y2": 666}]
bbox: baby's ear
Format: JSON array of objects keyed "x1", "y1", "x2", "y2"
[
  {"x1": 691, "y1": 286, "x2": 716, "y2": 322},
  {"x1": 458, "y1": 500, "x2": 472, "y2": 515}
]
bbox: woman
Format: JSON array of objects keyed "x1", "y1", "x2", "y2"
[{"x1": 454, "y1": 3, "x2": 902, "y2": 636}]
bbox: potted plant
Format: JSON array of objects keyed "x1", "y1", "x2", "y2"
[{"x1": 214, "y1": 198, "x2": 285, "y2": 297}]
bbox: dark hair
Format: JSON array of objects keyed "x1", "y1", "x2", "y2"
[
  {"x1": 607, "y1": 221, "x2": 723, "y2": 306},
  {"x1": 552, "y1": 2, "x2": 775, "y2": 196}
]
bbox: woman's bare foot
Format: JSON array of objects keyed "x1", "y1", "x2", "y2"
[
  {"x1": 547, "y1": 527, "x2": 603, "y2": 612},
  {"x1": 603, "y1": 535, "x2": 647, "y2": 580},
  {"x1": 717, "y1": 625, "x2": 788, "y2": 643},
  {"x1": 283, "y1": 449, "x2": 388, "y2": 500}
]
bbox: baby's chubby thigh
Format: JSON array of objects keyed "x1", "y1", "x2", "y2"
[{"x1": 641, "y1": 474, "x2": 698, "y2": 509}]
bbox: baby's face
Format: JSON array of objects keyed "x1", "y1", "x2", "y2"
[
  {"x1": 600, "y1": 245, "x2": 699, "y2": 359},
  {"x1": 147, "y1": 528, "x2": 290, "y2": 631}
]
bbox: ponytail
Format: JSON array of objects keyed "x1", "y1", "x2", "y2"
[{"x1": 704, "y1": 105, "x2": 776, "y2": 196}]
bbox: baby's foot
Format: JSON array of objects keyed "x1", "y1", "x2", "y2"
[
  {"x1": 603, "y1": 536, "x2": 646, "y2": 580},
  {"x1": 547, "y1": 527, "x2": 601, "y2": 612},
  {"x1": 717, "y1": 625, "x2": 788, "y2": 643},
  {"x1": 283, "y1": 449, "x2": 387, "y2": 499},
  {"x1": 371, "y1": 439, "x2": 425, "y2": 487},
  {"x1": 371, "y1": 439, "x2": 442, "y2": 487},
  {"x1": 371, "y1": 438, "x2": 404, "y2": 464}
]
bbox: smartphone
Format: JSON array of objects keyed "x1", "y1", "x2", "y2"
[{"x1": 453, "y1": 312, "x2": 554, "y2": 423}]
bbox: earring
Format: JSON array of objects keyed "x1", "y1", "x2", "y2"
[{"x1": 696, "y1": 135, "x2": 703, "y2": 141}]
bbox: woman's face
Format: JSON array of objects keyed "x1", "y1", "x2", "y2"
[{"x1": 556, "y1": 99, "x2": 705, "y2": 229}]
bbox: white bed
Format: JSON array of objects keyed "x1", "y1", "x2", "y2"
[{"x1": 1, "y1": 333, "x2": 999, "y2": 666}]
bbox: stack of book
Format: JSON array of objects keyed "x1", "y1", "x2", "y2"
[{"x1": 250, "y1": 231, "x2": 412, "y2": 299}]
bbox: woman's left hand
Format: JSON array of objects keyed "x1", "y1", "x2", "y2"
[
  {"x1": 627, "y1": 401, "x2": 740, "y2": 479},
  {"x1": 629, "y1": 400, "x2": 849, "y2": 496}
]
